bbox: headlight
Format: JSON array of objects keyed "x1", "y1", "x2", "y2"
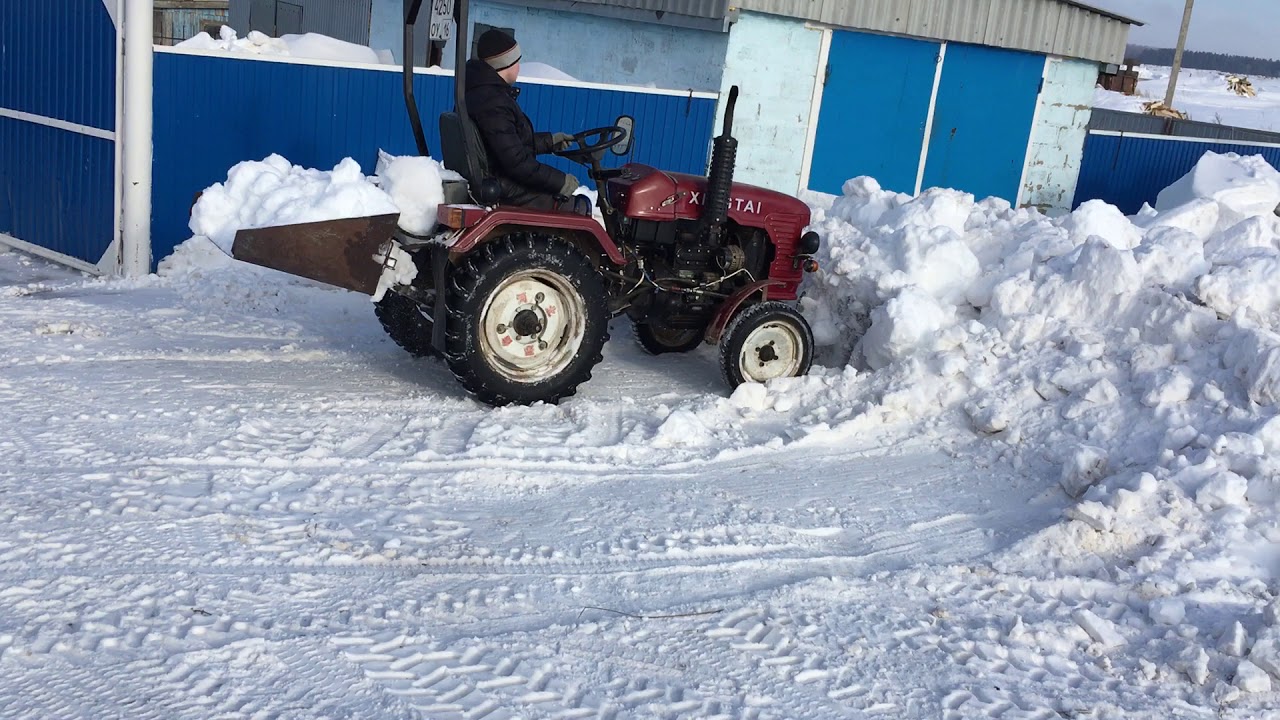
[{"x1": 798, "y1": 231, "x2": 821, "y2": 256}]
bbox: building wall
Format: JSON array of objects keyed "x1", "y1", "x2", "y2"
[
  {"x1": 715, "y1": 11, "x2": 823, "y2": 194},
  {"x1": 370, "y1": 0, "x2": 728, "y2": 91},
  {"x1": 230, "y1": 0, "x2": 372, "y2": 44},
  {"x1": 155, "y1": 5, "x2": 231, "y2": 46},
  {"x1": 1021, "y1": 57, "x2": 1096, "y2": 213}
]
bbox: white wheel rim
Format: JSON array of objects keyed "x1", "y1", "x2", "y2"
[
  {"x1": 479, "y1": 270, "x2": 585, "y2": 383},
  {"x1": 738, "y1": 320, "x2": 804, "y2": 383}
]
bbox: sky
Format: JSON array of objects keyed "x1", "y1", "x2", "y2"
[{"x1": 1089, "y1": 0, "x2": 1280, "y2": 60}]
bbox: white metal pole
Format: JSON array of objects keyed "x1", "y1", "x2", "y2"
[{"x1": 120, "y1": 0, "x2": 153, "y2": 277}]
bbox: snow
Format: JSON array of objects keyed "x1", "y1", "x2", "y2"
[
  {"x1": 520, "y1": 62, "x2": 579, "y2": 82},
  {"x1": 7, "y1": 150, "x2": 1280, "y2": 716},
  {"x1": 374, "y1": 150, "x2": 463, "y2": 234},
  {"x1": 1072, "y1": 608, "x2": 1127, "y2": 649},
  {"x1": 1095, "y1": 65, "x2": 1280, "y2": 133},
  {"x1": 174, "y1": 26, "x2": 578, "y2": 85},
  {"x1": 1148, "y1": 598, "x2": 1186, "y2": 625},
  {"x1": 177, "y1": 25, "x2": 392, "y2": 65},
  {"x1": 1155, "y1": 152, "x2": 1280, "y2": 226},
  {"x1": 189, "y1": 152, "x2": 467, "y2": 255}
]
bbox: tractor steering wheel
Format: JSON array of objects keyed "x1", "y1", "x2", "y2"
[{"x1": 554, "y1": 125, "x2": 628, "y2": 162}]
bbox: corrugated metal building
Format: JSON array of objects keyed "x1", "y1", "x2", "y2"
[
  {"x1": 230, "y1": 0, "x2": 1140, "y2": 212},
  {"x1": 230, "y1": 0, "x2": 374, "y2": 44},
  {"x1": 716, "y1": 0, "x2": 1140, "y2": 210},
  {"x1": 155, "y1": 1, "x2": 230, "y2": 45},
  {"x1": 733, "y1": 0, "x2": 1134, "y2": 63}
]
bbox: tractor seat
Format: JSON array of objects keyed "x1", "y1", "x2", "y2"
[
  {"x1": 440, "y1": 111, "x2": 490, "y2": 190},
  {"x1": 442, "y1": 111, "x2": 591, "y2": 216}
]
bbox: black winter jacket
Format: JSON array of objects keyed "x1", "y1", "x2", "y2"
[{"x1": 464, "y1": 59, "x2": 567, "y2": 200}]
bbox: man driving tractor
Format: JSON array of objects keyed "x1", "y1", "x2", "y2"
[{"x1": 464, "y1": 29, "x2": 585, "y2": 212}]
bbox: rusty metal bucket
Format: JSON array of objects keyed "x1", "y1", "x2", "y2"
[{"x1": 230, "y1": 214, "x2": 402, "y2": 296}]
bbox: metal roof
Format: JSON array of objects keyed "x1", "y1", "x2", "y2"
[
  {"x1": 569, "y1": 0, "x2": 1142, "y2": 62},
  {"x1": 1057, "y1": 0, "x2": 1143, "y2": 26},
  {"x1": 501, "y1": 0, "x2": 731, "y2": 31},
  {"x1": 729, "y1": 0, "x2": 1139, "y2": 63},
  {"x1": 570, "y1": 0, "x2": 729, "y2": 20}
]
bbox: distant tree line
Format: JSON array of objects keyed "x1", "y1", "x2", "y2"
[{"x1": 1126, "y1": 45, "x2": 1280, "y2": 78}]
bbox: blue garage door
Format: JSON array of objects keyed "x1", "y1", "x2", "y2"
[
  {"x1": 809, "y1": 31, "x2": 941, "y2": 195},
  {"x1": 921, "y1": 43, "x2": 1045, "y2": 202}
]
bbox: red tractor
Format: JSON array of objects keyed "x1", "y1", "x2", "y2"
[{"x1": 233, "y1": 0, "x2": 821, "y2": 407}]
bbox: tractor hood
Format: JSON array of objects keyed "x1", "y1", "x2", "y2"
[{"x1": 610, "y1": 164, "x2": 810, "y2": 225}]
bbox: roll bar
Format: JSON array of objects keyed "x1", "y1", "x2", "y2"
[{"x1": 403, "y1": 0, "x2": 471, "y2": 158}]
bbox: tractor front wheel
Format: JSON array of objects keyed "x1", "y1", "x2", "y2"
[
  {"x1": 719, "y1": 301, "x2": 814, "y2": 388},
  {"x1": 444, "y1": 234, "x2": 609, "y2": 406}
]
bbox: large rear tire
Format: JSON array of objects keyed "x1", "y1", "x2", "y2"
[
  {"x1": 444, "y1": 234, "x2": 609, "y2": 406},
  {"x1": 719, "y1": 301, "x2": 814, "y2": 389},
  {"x1": 374, "y1": 290, "x2": 436, "y2": 358}
]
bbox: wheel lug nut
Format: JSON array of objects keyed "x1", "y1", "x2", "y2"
[
  {"x1": 538, "y1": 341, "x2": 548, "y2": 350},
  {"x1": 535, "y1": 292, "x2": 545, "y2": 303},
  {"x1": 497, "y1": 323, "x2": 507, "y2": 333}
]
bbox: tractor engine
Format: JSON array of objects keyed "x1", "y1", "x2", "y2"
[
  {"x1": 603, "y1": 85, "x2": 813, "y2": 333},
  {"x1": 617, "y1": 217, "x2": 771, "y2": 329}
]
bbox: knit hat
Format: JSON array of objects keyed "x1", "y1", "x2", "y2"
[{"x1": 477, "y1": 29, "x2": 521, "y2": 71}]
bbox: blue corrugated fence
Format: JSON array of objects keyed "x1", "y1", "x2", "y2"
[
  {"x1": 0, "y1": 0, "x2": 117, "y2": 266},
  {"x1": 1075, "y1": 131, "x2": 1280, "y2": 215},
  {"x1": 151, "y1": 50, "x2": 717, "y2": 264}
]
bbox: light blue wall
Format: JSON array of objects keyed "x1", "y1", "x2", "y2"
[
  {"x1": 371, "y1": 0, "x2": 728, "y2": 92},
  {"x1": 716, "y1": 12, "x2": 823, "y2": 194},
  {"x1": 1021, "y1": 57, "x2": 1098, "y2": 213}
]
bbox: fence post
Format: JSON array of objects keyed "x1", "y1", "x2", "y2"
[{"x1": 120, "y1": 0, "x2": 153, "y2": 276}]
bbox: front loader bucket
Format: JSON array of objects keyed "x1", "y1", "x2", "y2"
[{"x1": 230, "y1": 214, "x2": 402, "y2": 295}]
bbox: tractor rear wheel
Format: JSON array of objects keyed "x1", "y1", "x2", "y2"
[
  {"x1": 375, "y1": 290, "x2": 436, "y2": 358},
  {"x1": 719, "y1": 301, "x2": 814, "y2": 388},
  {"x1": 444, "y1": 233, "x2": 609, "y2": 406},
  {"x1": 633, "y1": 319, "x2": 705, "y2": 355}
]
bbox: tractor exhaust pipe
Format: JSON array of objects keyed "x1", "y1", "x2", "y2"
[{"x1": 701, "y1": 86, "x2": 739, "y2": 238}]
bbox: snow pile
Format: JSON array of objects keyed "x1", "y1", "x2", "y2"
[
  {"x1": 373, "y1": 150, "x2": 462, "y2": 235},
  {"x1": 176, "y1": 25, "x2": 389, "y2": 65},
  {"x1": 796, "y1": 150, "x2": 1280, "y2": 695},
  {"x1": 1155, "y1": 151, "x2": 1280, "y2": 226},
  {"x1": 186, "y1": 150, "x2": 476, "y2": 256},
  {"x1": 188, "y1": 154, "x2": 400, "y2": 253}
]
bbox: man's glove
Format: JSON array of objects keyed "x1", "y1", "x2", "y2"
[
  {"x1": 552, "y1": 132, "x2": 574, "y2": 152},
  {"x1": 559, "y1": 174, "x2": 580, "y2": 198}
]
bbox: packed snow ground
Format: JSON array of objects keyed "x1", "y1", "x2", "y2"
[
  {"x1": 1094, "y1": 65, "x2": 1280, "y2": 133},
  {"x1": 3, "y1": 151, "x2": 1280, "y2": 717}
]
